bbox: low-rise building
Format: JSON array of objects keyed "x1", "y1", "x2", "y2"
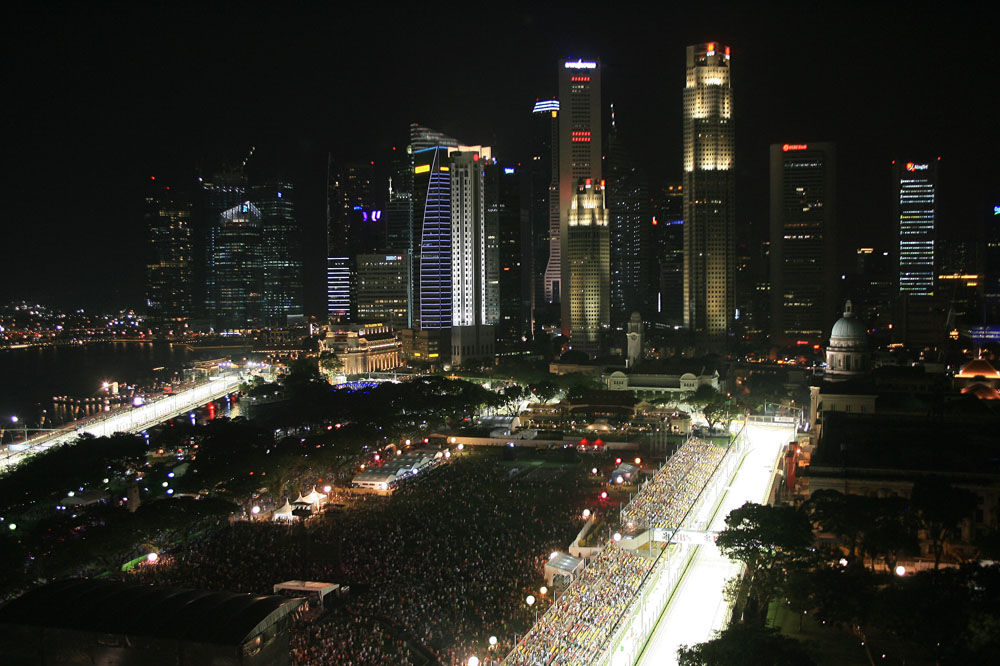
[{"x1": 322, "y1": 323, "x2": 402, "y2": 375}]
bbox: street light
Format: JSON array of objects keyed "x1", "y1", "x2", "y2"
[
  {"x1": 468, "y1": 657, "x2": 479, "y2": 666},
  {"x1": 526, "y1": 594, "x2": 537, "y2": 624}
]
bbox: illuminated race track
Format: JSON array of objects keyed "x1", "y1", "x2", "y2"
[
  {"x1": 634, "y1": 422, "x2": 793, "y2": 666},
  {"x1": 1, "y1": 374, "x2": 242, "y2": 471}
]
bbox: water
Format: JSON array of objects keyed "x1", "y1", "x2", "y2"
[{"x1": 0, "y1": 342, "x2": 220, "y2": 427}]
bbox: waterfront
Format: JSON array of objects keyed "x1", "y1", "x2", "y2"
[{"x1": 0, "y1": 341, "x2": 219, "y2": 428}]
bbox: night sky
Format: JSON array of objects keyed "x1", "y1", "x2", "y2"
[{"x1": 4, "y1": 3, "x2": 997, "y2": 315}]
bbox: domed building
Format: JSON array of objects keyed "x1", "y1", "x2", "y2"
[
  {"x1": 955, "y1": 357, "x2": 1000, "y2": 400},
  {"x1": 825, "y1": 301, "x2": 870, "y2": 381}
]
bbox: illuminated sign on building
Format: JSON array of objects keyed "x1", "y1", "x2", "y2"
[
  {"x1": 782, "y1": 144, "x2": 808, "y2": 152},
  {"x1": 993, "y1": 205, "x2": 999, "y2": 215},
  {"x1": 905, "y1": 162, "x2": 929, "y2": 171},
  {"x1": 504, "y1": 168, "x2": 515, "y2": 174},
  {"x1": 564, "y1": 59, "x2": 597, "y2": 69},
  {"x1": 532, "y1": 99, "x2": 560, "y2": 113}
]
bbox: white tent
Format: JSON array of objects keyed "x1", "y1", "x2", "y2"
[
  {"x1": 272, "y1": 500, "x2": 296, "y2": 521},
  {"x1": 302, "y1": 488, "x2": 327, "y2": 506}
]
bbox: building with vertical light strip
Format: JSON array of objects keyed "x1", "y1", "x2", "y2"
[
  {"x1": 769, "y1": 142, "x2": 837, "y2": 345},
  {"x1": 894, "y1": 159, "x2": 938, "y2": 296},
  {"x1": 682, "y1": 42, "x2": 734, "y2": 344},
  {"x1": 417, "y1": 145, "x2": 453, "y2": 331},
  {"x1": 567, "y1": 178, "x2": 610, "y2": 356},
  {"x1": 556, "y1": 58, "x2": 602, "y2": 336}
]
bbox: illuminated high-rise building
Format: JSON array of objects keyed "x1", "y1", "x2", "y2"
[
  {"x1": 416, "y1": 145, "x2": 453, "y2": 331},
  {"x1": 356, "y1": 253, "x2": 412, "y2": 329},
  {"x1": 683, "y1": 42, "x2": 734, "y2": 342},
  {"x1": 552, "y1": 58, "x2": 602, "y2": 333},
  {"x1": 769, "y1": 142, "x2": 837, "y2": 345},
  {"x1": 567, "y1": 178, "x2": 609, "y2": 356},
  {"x1": 196, "y1": 169, "x2": 244, "y2": 320},
  {"x1": 250, "y1": 180, "x2": 303, "y2": 325},
  {"x1": 145, "y1": 180, "x2": 193, "y2": 329},
  {"x1": 209, "y1": 201, "x2": 263, "y2": 328},
  {"x1": 410, "y1": 124, "x2": 460, "y2": 334},
  {"x1": 449, "y1": 149, "x2": 497, "y2": 365},
  {"x1": 894, "y1": 159, "x2": 939, "y2": 296}
]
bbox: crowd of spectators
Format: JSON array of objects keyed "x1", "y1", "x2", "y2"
[
  {"x1": 124, "y1": 457, "x2": 583, "y2": 666},
  {"x1": 503, "y1": 544, "x2": 653, "y2": 666},
  {"x1": 621, "y1": 438, "x2": 726, "y2": 530},
  {"x1": 505, "y1": 438, "x2": 727, "y2": 666}
]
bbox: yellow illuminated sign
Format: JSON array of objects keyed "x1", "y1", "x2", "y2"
[{"x1": 414, "y1": 164, "x2": 430, "y2": 174}]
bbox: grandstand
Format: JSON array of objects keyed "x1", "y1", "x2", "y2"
[{"x1": 502, "y1": 436, "x2": 739, "y2": 666}]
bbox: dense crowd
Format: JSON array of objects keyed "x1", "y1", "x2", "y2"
[
  {"x1": 621, "y1": 438, "x2": 726, "y2": 530},
  {"x1": 503, "y1": 545, "x2": 653, "y2": 666},
  {"x1": 123, "y1": 457, "x2": 583, "y2": 666}
]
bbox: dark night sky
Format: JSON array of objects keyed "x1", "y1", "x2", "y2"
[{"x1": 3, "y1": 2, "x2": 997, "y2": 314}]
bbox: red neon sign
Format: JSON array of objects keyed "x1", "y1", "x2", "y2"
[{"x1": 782, "y1": 144, "x2": 808, "y2": 151}]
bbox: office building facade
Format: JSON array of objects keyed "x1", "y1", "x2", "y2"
[
  {"x1": 567, "y1": 179, "x2": 610, "y2": 356},
  {"x1": 894, "y1": 159, "x2": 939, "y2": 296},
  {"x1": 769, "y1": 142, "x2": 837, "y2": 345},
  {"x1": 555, "y1": 58, "x2": 602, "y2": 334},
  {"x1": 356, "y1": 253, "x2": 412, "y2": 330},
  {"x1": 682, "y1": 43, "x2": 735, "y2": 342},
  {"x1": 250, "y1": 181, "x2": 303, "y2": 325},
  {"x1": 145, "y1": 181, "x2": 193, "y2": 328},
  {"x1": 209, "y1": 202, "x2": 263, "y2": 328}
]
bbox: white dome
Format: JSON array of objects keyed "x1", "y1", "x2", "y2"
[{"x1": 829, "y1": 301, "x2": 867, "y2": 347}]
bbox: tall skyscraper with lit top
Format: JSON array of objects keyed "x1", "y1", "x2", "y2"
[
  {"x1": 683, "y1": 42, "x2": 734, "y2": 343},
  {"x1": 567, "y1": 178, "x2": 609, "y2": 356},
  {"x1": 894, "y1": 159, "x2": 938, "y2": 296},
  {"x1": 551, "y1": 58, "x2": 602, "y2": 335}
]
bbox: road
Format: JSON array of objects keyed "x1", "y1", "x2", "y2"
[
  {"x1": 635, "y1": 422, "x2": 793, "y2": 666},
  {"x1": 1, "y1": 374, "x2": 242, "y2": 471}
]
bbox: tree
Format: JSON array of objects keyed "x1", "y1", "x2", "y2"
[
  {"x1": 702, "y1": 395, "x2": 732, "y2": 431},
  {"x1": 318, "y1": 350, "x2": 343, "y2": 377},
  {"x1": 530, "y1": 380, "x2": 558, "y2": 403},
  {"x1": 499, "y1": 385, "x2": 527, "y2": 416},
  {"x1": 804, "y1": 489, "x2": 871, "y2": 563},
  {"x1": 910, "y1": 475, "x2": 977, "y2": 569},
  {"x1": 715, "y1": 502, "x2": 815, "y2": 625},
  {"x1": 678, "y1": 624, "x2": 816, "y2": 666},
  {"x1": 689, "y1": 384, "x2": 719, "y2": 409}
]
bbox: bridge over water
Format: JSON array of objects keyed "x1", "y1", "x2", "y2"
[{"x1": 1, "y1": 374, "x2": 242, "y2": 471}]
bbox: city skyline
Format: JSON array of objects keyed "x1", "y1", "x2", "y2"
[{"x1": 3, "y1": 5, "x2": 997, "y2": 317}]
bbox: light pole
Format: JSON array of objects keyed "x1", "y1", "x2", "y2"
[{"x1": 526, "y1": 594, "x2": 536, "y2": 624}]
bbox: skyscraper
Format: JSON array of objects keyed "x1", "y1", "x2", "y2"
[
  {"x1": 417, "y1": 145, "x2": 453, "y2": 331},
  {"x1": 567, "y1": 178, "x2": 609, "y2": 356},
  {"x1": 530, "y1": 99, "x2": 559, "y2": 326},
  {"x1": 553, "y1": 58, "x2": 602, "y2": 334},
  {"x1": 651, "y1": 184, "x2": 684, "y2": 326},
  {"x1": 491, "y1": 162, "x2": 530, "y2": 345},
  {"x1": 450, "y1": 149, "x2": 497, "y2": 365},
  {"x1": 195, "y1": 169, "x2": 244, "y2": 321},
  {"x1": 356, "y1": 253, "x2": 412, "y2": 329},
  {"x1": 250, "y1": 180, "x2": 303, "y2": 325},
  {"x1": 769, "y1": 142, "x2": 837, "y2": 345},
  {"x1": 209, "y1": 201, "x2": 263, "y2": 328},
  {"x1": 144, "y1": 179, "x2": 193, "y2": 329},
  {"x1": 683, "y1": 42, "x2": 735, "y2": 343},
  {"x1": 607, "y1": 109, "x2": 650, "y2": 328},
  {"x1": 894, "y1": 159, "x2": 939, "y2": 296}
]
